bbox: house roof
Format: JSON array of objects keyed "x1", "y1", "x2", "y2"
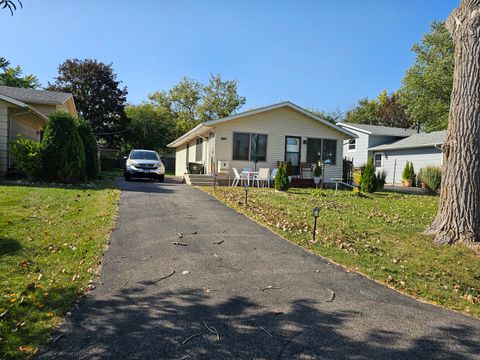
[
  {"x1": 338, "y1": 122, "x2": 420, "y2": 137},
  {"x1": 167, "y1": 101, "x2": 357, "y2": 148},
  {"x1": 0, "y1": 85, "x2": 72, "y2": 105},
  {"x1": 369, "y1": 130, "x2": 446, "y2": 151}
]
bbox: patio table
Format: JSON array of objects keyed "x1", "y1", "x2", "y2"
[{"x1": 241, "y1": 171, "x2": 259, "y2": 186}]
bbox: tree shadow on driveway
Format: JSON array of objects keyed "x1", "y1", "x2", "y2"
[{"x1": 36, "y1": 286, "x2": 480, "y2": 360}]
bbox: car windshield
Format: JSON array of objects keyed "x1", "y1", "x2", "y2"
[{"x1": 130, "y1": 151, "x2": 159, "y2": 160}]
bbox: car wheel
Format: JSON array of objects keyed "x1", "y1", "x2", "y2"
[{"x1": 158, "y1": 175, "x2": 165, "y2": 182}]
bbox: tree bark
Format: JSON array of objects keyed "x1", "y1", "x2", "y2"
[{"x1": 427, "y1": 0, "x2": 480, "y2": 246}]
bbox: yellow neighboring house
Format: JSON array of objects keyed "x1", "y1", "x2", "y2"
[
  {"x1": 0, "y1": 85, "x2": 77, "y2": 174},
  {"x1": 168, "y1": 101, "x2": 356, "y2": 184}
]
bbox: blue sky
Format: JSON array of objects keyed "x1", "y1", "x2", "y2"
[{"x1": 1, "y1": 0, "x2": 457, "y2": 112}]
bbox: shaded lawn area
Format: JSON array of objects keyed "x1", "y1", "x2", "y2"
[
  {"x1": 0, "y1": 177, "x2": 119, "y2": 359},
  {"x1": 202, "y1": 187, "x2": 480, "y2": 319}
]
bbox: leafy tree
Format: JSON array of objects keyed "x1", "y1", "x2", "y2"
[
  {"x1": 345, "y1": 91, "x2": 412, "y2": 128},
  {"x1": 48, "y1": 59, "x2": 128, "y2": 146},
  {"x1": 1, "y1": 0, "x2": 22, "y2": 15},
  {"x1": 399, "y1": 21, "x2": 454, "y2": 132},
  {"x1": 42, "y1": 112, "x2": 86, "y2": 182},
  {"x1": 124, "y1": 103, "x2": 176, "y2": 154},
  {"x1": 309, "y1": 109, "x2": 343, "y2": 123},
  {"x1": 149, "y1": 74, "x2": 245, "y2": 135},
  {"x1": 0, "y1": 57, "x2": 40, "y2": 88},
  {"x1": 345, "y1": 97, "x2": 381, "y2": 125},
  {"x1": 378, "y1": 90, "x2": 413, "y2": 128},
  {"x1": 360, "y1": 157, "x2": 377, "y2": 193}
]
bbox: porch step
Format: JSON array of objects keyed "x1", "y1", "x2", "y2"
[{"x1": 184, "y1": 174, "x2": 217, "y2": 186}]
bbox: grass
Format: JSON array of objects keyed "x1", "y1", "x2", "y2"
[
  {"x1": 202, "y1": 186, "x2": 480, "y2": 318},
  {"x1": 0, "y1": 175, "x2": 120, "y2": 359}
]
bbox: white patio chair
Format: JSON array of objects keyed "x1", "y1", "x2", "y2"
[
  {"x1": 254, "y1": 168, "x2": 270, "y2": 187},
  {"x1": 269, "y1": 168, "x2": 278, "y2": 187},
  {"x1": 232, "y1": 168, "x2": 248, "y2": 187}
]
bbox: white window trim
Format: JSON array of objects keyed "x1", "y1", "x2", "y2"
[
  {"x1": 347, "y1": 138, "x2": 356, "y2": 152},
  {"x1": 374, "y1": 153, "x2": 383, "y2": 168}
]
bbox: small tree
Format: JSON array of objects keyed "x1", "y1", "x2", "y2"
[
  {"x1": 275, "y1": 162, "x2": 290, "y2": 191},
  {"x1": 314, "y1": 164, "x2": 322, "y2": 177},
  {"x1": 409, "y1": 162, "x2": 416, "y2": 184},
  {"x1": 376, "y1": 170, "x2": 387, "y2": 189},
  {"x1": 361, "y1": 157, "x2": 378, "y2": 193},
  {"x1": 42, "y1": 112, "x2": 86, "y2": 182},
  {"x1": 402, "y1": 161, "x2": 410, "y2": 182}
]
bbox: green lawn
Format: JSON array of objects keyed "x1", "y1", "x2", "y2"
[
  {"x1": 0, "y1": 176, "x2": 119, "y2": 359},
  {"x1": 202, "y1": 186, "x2": 480, "y2": 318}
]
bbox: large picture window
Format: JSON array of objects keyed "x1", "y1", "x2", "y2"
[
  {"x1": 306, "y1": 138, "x2": 337, "y2": 165},
  {"x1": 233, "y1": 132, "x2": 267, "y2": 161}
]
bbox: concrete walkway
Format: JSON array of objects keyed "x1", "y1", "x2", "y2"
[{"x1": 36, "y1": 178, "x2": 480, "y2": 359}]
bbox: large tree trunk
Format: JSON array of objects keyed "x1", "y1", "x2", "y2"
[{"x1": 427, "y1": 0, "x2": 480, "y2": 246}]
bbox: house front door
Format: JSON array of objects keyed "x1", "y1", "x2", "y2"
[{"x1": 285, "y1": 136, "x2": 301, "y2": 175}]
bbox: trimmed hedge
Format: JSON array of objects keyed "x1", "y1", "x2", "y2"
[
  {"x1": 9, "y1": 135, "x2": 43, "y2": 180},
  {"x1": 42, "y1": 112, "x2": 86, "y2": 182},
  {"x1": 77, "y1": 118, "x2": 100, "y2": 179}
]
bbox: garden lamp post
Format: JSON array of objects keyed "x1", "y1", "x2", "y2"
[
  {"x1": 312, "y1": 206, "x2": 320, "y2": 242},
  {"x1": 244, "y1": 180, "x2": 249, "y2": 207},
  {"x1": 213, "y1": 172, "x2": 217, "y2": 191}
]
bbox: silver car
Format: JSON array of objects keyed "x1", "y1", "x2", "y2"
[{"x1": 124, "y1": 149, "x2": 165, "y2": 182}]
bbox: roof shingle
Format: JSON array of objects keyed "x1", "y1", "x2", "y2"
[
  {"x1": 0, "y1": 85, "x2": 71, "y2": 105},
  {"x1": 339, "y1": 122, "x2": 420, "y2": 137},
  {"x1": 369, "y1": 131, "x2": 446, "y2": 151}
]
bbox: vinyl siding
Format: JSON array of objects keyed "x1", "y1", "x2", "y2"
[
  {"x1": 213, "y1": 107, "x2": 348, "y2": 182},
  {"x1": 175, "y1": 144, "x2": 187, "y2": 176},
  {"x1": 0, "y1": 104, "x2": 8, "y2": 173},
  {"x1": 344, "y1": 132, "x2": 412, "y2": 168},
  {"x1": 343, "y1": 131, "x2": 369, "y2": 167},
  {"x1": 371, "y1": 147, "x2": 443, "y2": 185}
]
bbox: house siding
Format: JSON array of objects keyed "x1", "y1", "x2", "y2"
[
  {"x1": 343, "y1": 131, "x2": 406, "y2": 168},
  {"x1": 371, "y1": 147, "x2": 443, "y2": 185},
  {"x1": 0, "y1": 103, "x2": 8, "y2": 173},
  {"x1": 213, "y1": 107, "x2": 348, "y2": 182}
]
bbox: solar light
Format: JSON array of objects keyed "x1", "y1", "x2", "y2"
[
  {"x1": 244, "y1": 180, "x2": 249, "y2": 207},
  {"x1": 312, "y1": 206, "x2": 320, "y2": 242}
]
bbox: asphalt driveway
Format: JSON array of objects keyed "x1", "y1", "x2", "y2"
[{"x1": 37, "y1": 178, "x2": 480, "y2": 359}]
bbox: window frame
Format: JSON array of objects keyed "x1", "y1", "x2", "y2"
[
  {"x1": 306, "y1": 137, "x2": 337, "y2": 165},
  {"x1": 347, "y1": 138, "x2": 356, "y2": 151},
  {"x1": 374, "y1": 153, "x2": 382, "y2": 168},
  {"x1": 232, "y1": 132, "x2": 268, "y2": 162}
]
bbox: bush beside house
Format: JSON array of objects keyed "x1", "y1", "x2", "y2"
[{"x1": 9, "y1": 111, "x2": 99, "y2": 183}]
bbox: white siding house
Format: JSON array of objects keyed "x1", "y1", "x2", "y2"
[
  {"x1": 168, "y1": 102, "x2": 357, "y2": 184},
  {"x1": 368, "y1": 131, "x2": 446, "y2": 185},
  {"x1": 338, "y1": 122, "x2": 418, "y2": 168}
]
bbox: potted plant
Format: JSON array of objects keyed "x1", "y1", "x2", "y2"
[
  {"x1": 313, "y1": 164, "x2": 322, "y2": 187},
  {"x1": 286, "y1": 159, "x2": 293, "y2": 182},
  {"x1": 402, "y1": 161, "x2": 412, "y2": 187}
]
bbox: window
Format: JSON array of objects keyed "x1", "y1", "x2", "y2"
[
  {"x1": 374, "y1": 153, "x2": 382, "y2": 168},
  {"x1": 232, "y1": 132, "x2": 267, "y2": 161},
  {"x1": 348, "y1": 138, "x2": 356, "y2": 151},
  {"x1": 195, "y1": 138, "x2": 203, "y2": 161},
  {"x1": 306, "y1": 138, "x2": 337, "y2": 165}
]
